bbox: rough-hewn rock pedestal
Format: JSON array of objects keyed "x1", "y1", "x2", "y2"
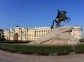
[{"x1": 29, "y1": 26, "x2": 80, "y2": 45}]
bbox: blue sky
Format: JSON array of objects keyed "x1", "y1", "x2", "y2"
[{"x1": 0, "y1": 0, "x2": 84, "y2": 36}]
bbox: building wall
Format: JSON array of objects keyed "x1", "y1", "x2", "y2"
[
  {"x1": 4, "y1": 29, "x2": 10, "y2": 40},
  {"x1": 4, "y1": 26, "x2": 28, "y2": 41},
  {"x1": 4, "y1": 26, "x2": 82, "y2": 41},
  {"x1": 70, "y1": 26, "x2": 82, "y2": 39},
  {"x1": 28, "y1": 27, "x2": 51, "y2": 41}
]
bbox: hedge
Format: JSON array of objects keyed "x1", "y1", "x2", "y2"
[
  {"x1": 80, "y1": 38, "x2": 84, "y2": 42},
  {"x1": 74, "y1": 44, "x2": 84, "y2": 53},
  {"x1": 0, "y1": 43, "x2": 84, "y2": 55},
  {"x1": 0, "y1": 44, "x2": 73, "y2": 55}
]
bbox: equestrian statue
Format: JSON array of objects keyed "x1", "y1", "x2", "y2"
[{"x1": 50, "y1": 9, "x2": 71, "y2": 30}]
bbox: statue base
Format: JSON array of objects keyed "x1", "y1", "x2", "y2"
[{"x1": 29, "y1": 26, "x2": 80, "y2": 45}]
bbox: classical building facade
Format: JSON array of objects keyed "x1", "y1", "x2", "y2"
[
  {"x1": 4, "y1": 26, "x2": 28, "y2": 41},
  {"x1": 4, "y1": 26, "x2": 82, "y2": 41},
  {"x1": 28, "y1": 27, "x2": 51, "y2": 41},
  {"x1": 70, "y1": 26, "x2": 82, "y2": 39}
]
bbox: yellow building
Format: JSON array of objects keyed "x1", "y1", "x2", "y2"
[
  {"x1": 28, "y1": 27, "x2": 51, "y2": 41},
  {"x1": 70, "y1": 26, "x2": 82, "y2": 39},
  {"x1": 4, "y1": 26, "x2": 82, "y2": 41},
  {"x1": 4, "y1": 26, "x2": 28, "y2": 41}
]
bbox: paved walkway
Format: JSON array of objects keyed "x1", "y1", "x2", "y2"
[{"x1": 0, "y1": 50, "x2": 84, "y2": 62}]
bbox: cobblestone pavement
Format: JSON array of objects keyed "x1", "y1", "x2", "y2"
[{"x1": 0, "y1": 50, "x2": 84, "y2": 62}]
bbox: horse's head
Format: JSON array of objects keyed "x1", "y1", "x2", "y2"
[{"x1": 62, "y1": 10, "x2": 67, "y2": 14}]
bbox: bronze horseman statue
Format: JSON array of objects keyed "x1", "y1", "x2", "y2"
[{"x1": 50, "y1": 9, "x2": 71, "y2": 30}]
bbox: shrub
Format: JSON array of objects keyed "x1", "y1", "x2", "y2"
[
  {"x1": 0, "y1": 44, "x2": 73, "y2": 55},
  {"x1": 80, "y1": 38, "x2": 84, "y2": 42},
  {"x1": 74, "y1": 44, "x2": 84, "y2": 53}
]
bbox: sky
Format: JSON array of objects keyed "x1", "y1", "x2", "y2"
[{"x1": 0, "y1": 0, "x2": 84, "y2": 36}]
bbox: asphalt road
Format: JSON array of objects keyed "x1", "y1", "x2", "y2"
[{"x1": 0, "y1": 50, "x2": 84, "y2": 62}]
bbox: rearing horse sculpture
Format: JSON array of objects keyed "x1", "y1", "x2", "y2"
[{"x1": 50, "y1": 9, "x2": 71, "y2": 30}]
